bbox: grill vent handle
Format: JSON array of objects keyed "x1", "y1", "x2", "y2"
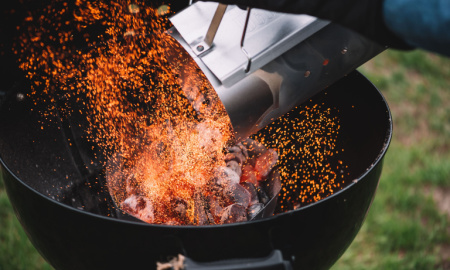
[{"x1": 183, "y1": 250, "x2": 293, "y2": 270}]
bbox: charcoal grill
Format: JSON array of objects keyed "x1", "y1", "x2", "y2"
[
  {"x1": 0, "y1": 70, "x2": 391, "y2": 270},
  {"x1": 0, "y1": 1, "x2": 392, "y2": 269}
]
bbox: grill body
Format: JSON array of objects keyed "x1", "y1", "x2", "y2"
[{"x1": 0, "y1": 71, "x2": 391, "y2": 270}]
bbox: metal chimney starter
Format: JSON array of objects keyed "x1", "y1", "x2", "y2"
[{"x1": 169, "y1": 2, "x2": 385, "y2": 141}]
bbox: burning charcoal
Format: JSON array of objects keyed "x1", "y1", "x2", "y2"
[
  {"x1": 122, "y1": 173, "x2": 143, "y2": 197},
  {"x1": 228, "y1": 145, "x2": 242, "y2": 154},
  {"x1": 153, "y1": 141, "x2": 166, "y2": 156},
  {"x1": 193, "y1": 205, "x2": 210, "y2": 225},
  {"x1": 111, "y1": 136, "x2": 280, "y2": 225},
  {"x1": 207, "y1": 195, "x2": 223, "y2": 220},
  {"x1": 171, "y1": 197, "x2": 189, "y2": 222},
  {"x1": 236, "y1": 142, "x2": 249, "y2": 159},
  {"x1": 121, "y1": 195, "x2": 155, "y2": 223},
  {"x1": 240, "y1": 164, "x2": 258, "y2": 185},
  {"x1": 240, "y1": 182, "x2": 259, "y2": 206},
  {"x1": 247, "y1": 203, "x2": 264, "y2": 220},
  {"x1": 225, "y1": 144, "x2": 248, "y2": 164},
  {"x1": 223, "y1": 183, "x2": 251, "y2": 208},
  {"x1": 224, "y1": 151, "x2": 246, "y2": 165},
  {"x1": 260, "y1": 169, "x2": 282, "y2": 199},
  {"x1": 242, "y1": 138, "x2": 267, "y2": 157},
  {"x1": 164, "y1": 220, "x2": 182, "y2": 226},
  {"x1": 254, "y1": 148, "x2": 278, "y2": 180},
  {"x1": 226, "y1": 160, "x2": 242, "y2": 177},
  {"x1": 194, "y1": 192, "x2": 210, "y2": 225},
  {"x1": 206, "y1": 210, "x2": 215, "y2": 224},
  {"x1": 174, "y1": 203, "x2": 187, "y2": 218},
  {"x1": 220, "y1": 204, "x2": 248, "y2": 224},
  {"x1": 256, "y1": 186, "x2": 270, "y2": 205},
  {"x1": 214, "y1": 166, "x2": 240, "y2": 186},
  {"x1": 208, "y1": 178, "x2": 222, "y2": 193}
]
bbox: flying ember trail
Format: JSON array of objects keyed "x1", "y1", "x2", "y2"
[{"x1": 15, "y1": 0, "x2": 347, "y2": 225}]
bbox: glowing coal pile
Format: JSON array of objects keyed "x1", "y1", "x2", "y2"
[{"x1": 107, "y1": 136, "x2": 281, "y2": 225}]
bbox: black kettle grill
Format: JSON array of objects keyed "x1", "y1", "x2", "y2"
[
  {"x1": 0, "y1": 70, "x2": 392, "y2": 270},
  {"x1": 0, "y1": 1, "x2": 392, "y2": 269}
]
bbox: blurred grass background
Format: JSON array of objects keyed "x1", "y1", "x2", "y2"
[
  {"x1": 0, "y1": 49, "x2": 449, "y2": 269},
  {"x1": 333, "y1": 50, "x2": 450, "y2": 270}
]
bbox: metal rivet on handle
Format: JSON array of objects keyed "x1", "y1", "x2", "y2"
[{"x1": 196, "y1": 45, "x2": 204, "y2": 52}]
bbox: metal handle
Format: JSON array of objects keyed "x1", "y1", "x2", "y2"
[
  {"x1": 190, "y1": 4, "x2": 253, "y2": 74},
  {"x1": 240, "y1": 7, "x2": 252, "y2": 73},
  {"x1": 184, "y1": 250, "x2": 293, "y2": 270},
  {"x1": 204, "y1": 3, "x2": 228, "y2": 47},
  {"x1": 193, "y1": 3, "x2": 228, "y2": 55}
]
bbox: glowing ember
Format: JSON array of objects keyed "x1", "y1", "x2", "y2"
[
  {"x1": 253, "y1": 103, "x2": 346, "y2": 212},
  {"x1": 106, "y1": 119, "x2": 231, "y2": 224}
]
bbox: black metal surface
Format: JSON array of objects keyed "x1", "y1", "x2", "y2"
[
  {"x1": 184, "y1": 250, "x2": 293, "y2": 270},
  {"x1": 0, "y1": 70, "x2": 392, "y2": 270}
]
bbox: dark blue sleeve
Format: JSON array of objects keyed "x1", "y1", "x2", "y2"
[{"x1": 383, "y1": 0, "x2": 450, "y2": 57}]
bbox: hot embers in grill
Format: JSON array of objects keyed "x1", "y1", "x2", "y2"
[{"x1": 117, "y1": 138, "x2": 281, "y2": 225}]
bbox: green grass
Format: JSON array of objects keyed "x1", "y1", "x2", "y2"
[
  {"x1": 0, "y1": 49, "x2": 449, "y2": 269},
  {"x1": 0, "y1": 174, "x2": 51, "y2": 270},
  {"x1": 332, "y1": 49, "x2": 450, "y2": 270},
  {"x1": 333, "y1": 144, "x2": 450, "y2": 270}
]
